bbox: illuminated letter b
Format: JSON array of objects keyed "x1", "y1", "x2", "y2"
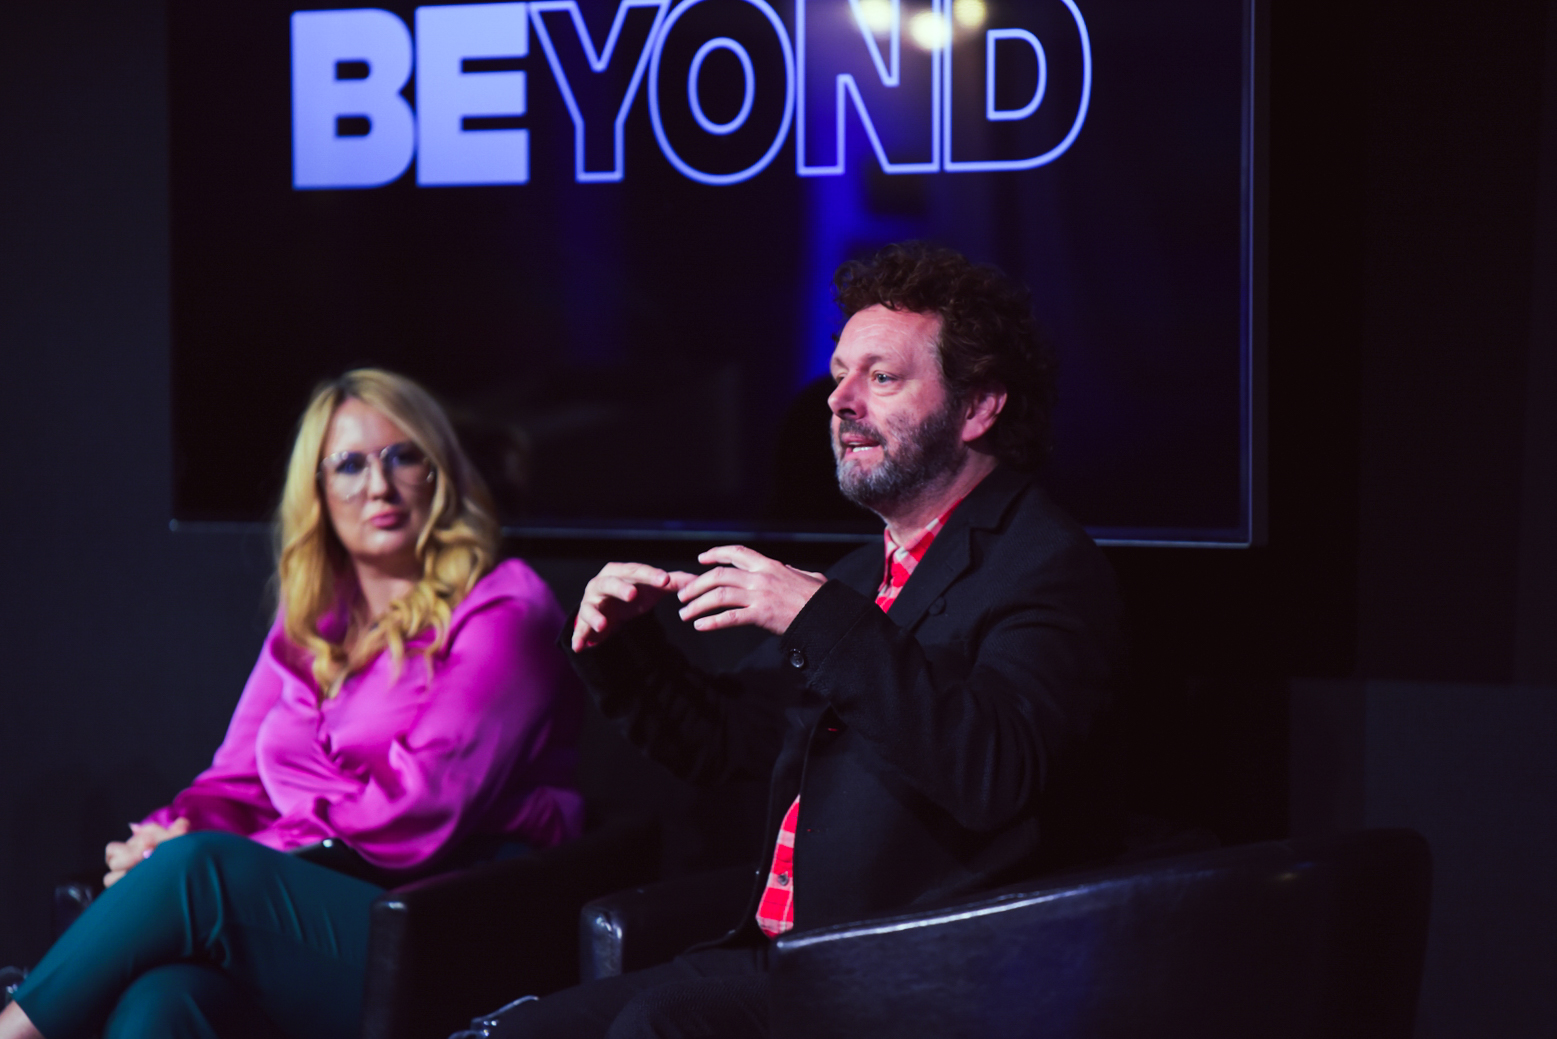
[{"x1": 291, "y1": 9, "x2": 416, "y2": 189}]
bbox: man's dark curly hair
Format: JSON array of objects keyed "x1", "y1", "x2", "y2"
[{"x1": 833, "y1": 242, "x2": 1057, "y2": 471}]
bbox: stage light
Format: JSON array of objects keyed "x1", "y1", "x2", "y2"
[
  {"x1": 907, "y1": 10, "x2": 947, "y2": 49},
  {"x1": 853, "y1": 0, "x2": 894, "y2": 35},
  {"x1": 953, "y1": 0, "x2": 984, "y2": 29}
]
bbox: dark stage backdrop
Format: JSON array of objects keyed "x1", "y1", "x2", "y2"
[{"x1": 168, "y1": 0, "x2": 1258, "y2": 545}]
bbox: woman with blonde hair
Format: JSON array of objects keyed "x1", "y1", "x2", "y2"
[{"x1": 1, "y1": 369, "x2": 583, "y2": 1039}]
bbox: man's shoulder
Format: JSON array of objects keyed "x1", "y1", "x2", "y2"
[
  {"x1": 955, "y1": 469, "x2": 1112, "y2": 592},
  {"x1": 1000, "y1": 476, "x2": 1094, "y2": 544},
  {"x1": 959, "y1": 466, "x2": 1091, "y2": 544},
  {"x1": 812, "y1": 467, "x2": 1109, "y2": 603}
]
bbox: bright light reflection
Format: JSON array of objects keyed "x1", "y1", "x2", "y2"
[
  {"x1": 855, "y1": 0, "x2": 894, "y2": 34},
  {"x1": 953, "y1": 0, "x2": 985, "y2": 28},
  {"x1": 908, "y1": 10, "x2": 948, "y2": 49}
]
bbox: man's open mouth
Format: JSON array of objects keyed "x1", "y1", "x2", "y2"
[{"x1": 838, "y1": 423, "x2": 884, "y2": 456}]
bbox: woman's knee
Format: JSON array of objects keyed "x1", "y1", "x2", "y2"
[
  {"x1": 111, "y1": 831, "x2": 286, "y2": 924},
  {"x1": 132, "y1": 830, "x2": 269, "y2": 884}
]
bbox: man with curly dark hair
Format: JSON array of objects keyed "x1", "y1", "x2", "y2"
[
  {"x1": 482, "y1": 243, "x2": 1121, "y2": 1039},
  {"x1": 832, "y1": 240, "x2": 1058, "y2": 474}
]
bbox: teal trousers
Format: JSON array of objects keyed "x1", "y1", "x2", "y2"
[{"x1": 14, "y1": 831, "x2": 384, "y2": 1039}]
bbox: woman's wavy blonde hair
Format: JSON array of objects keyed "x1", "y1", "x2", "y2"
[{"x1": 276, "y1": 369, "x2": 501, "y2": 698}]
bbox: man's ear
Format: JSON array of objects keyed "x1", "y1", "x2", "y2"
[{"x1": 961, "y1": 384, "x2": 1007, "y2": 444}]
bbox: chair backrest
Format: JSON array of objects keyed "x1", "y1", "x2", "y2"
[{"x1": 769, "y1": 828, "x2": 1432, "y2": 1039}]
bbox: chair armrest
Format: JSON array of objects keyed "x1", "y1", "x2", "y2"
[
  {"x1": 359, "y1": 815, "x2": 660, "y2": 1039},
  {"x1": 52, "y1": 876, "x2": 102, "y2": 940},
  {"x1": 578, "y1": 863, "x2": 757, "y2": 981},
  {"x1": 290, "y1": 839, "x2": 399, "y2": 886}
]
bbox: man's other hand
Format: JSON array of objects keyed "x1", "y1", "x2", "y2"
[
  {"x1": 572, "y1": 563, "x2": 696, "y2": 652},
  {"x1": 677, "y1": 546, "x2": 826, "y2": 636}
]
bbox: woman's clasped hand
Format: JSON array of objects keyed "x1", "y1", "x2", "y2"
[{"x1": 102, "y1": 818, "x2": 189, "y2": 888}]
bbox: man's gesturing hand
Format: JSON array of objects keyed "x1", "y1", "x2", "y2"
[
  {"x1": 572, "y1": 563, "x2": 695, "y2": 652},
  {"x1": 677, "y1": 545, "x2": 826, "y2": 636}
]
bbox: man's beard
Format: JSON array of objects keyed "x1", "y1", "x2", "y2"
[{"x1": 834, "y1": 400, "x2": 964, "y2": 516}]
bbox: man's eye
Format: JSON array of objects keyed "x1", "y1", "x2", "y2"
[{"x1": 872, "y1": 372, "x2": 893, "y2": 384}]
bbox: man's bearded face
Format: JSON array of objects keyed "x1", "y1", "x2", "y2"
[{"x1": 833, "y1": 395, "x2": 964, "y2": 514}]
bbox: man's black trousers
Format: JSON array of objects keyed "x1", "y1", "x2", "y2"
[{"x1": 485, "y1": 944, "x2": 770, "y2": 1039}]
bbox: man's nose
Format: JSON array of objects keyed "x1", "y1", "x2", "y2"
[{"x1": 827, "y1": 374, "x2": 859, "y2": 417}]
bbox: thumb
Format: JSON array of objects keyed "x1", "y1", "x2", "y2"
[{"x1": 169, "y1": 818, "x2": 191, "y2": 836}]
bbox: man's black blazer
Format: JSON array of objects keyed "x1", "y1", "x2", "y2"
[{"x1": 569, "y1": 465, "x2": 1124, "y2": 938}]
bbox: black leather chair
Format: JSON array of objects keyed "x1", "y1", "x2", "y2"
[
  {"x1": 581, "y1": 829, "x2": 1432, "y2": 1039},
  {"x1": 53, "y1": 815, "x2": 661, "y2": 1039},
  {"x1": 579, "y1": 863, "x2": 757, "y2": 982}
]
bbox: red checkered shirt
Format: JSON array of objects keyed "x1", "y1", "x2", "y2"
[{"x1": 754, "y1": 498, "x2": 965, "y2": 939}]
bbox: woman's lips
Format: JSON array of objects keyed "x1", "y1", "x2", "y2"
[{"x1": 368, "y1": 510, "x2": 408, "y2": 529}]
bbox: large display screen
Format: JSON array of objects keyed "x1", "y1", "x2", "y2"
[{"x1": 170, "y1": 0, "x2": 1259, "y2": 545}]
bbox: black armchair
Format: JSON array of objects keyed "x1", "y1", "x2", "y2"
[
  {"x1": 356, "y1": 814, "x2": 660, "y2": 1039},
  {"x1": 580, "y1": 829, "x2": 1432, "y2": 1039},
  {"x1": 579, "y1": 863, "x2": 756, "y2": 982}
]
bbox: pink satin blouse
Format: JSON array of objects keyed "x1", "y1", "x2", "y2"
[{"x1": 144, "y1": 559, "x2": 584, "y2": 871}]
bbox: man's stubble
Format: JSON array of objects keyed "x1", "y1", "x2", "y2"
[{"x1": 833, "y1": 397, "x2": 964, "y2": 519}]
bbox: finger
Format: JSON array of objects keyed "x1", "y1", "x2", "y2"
[
  {"x1": 679, "y1": 585, "x2": 747, "y2": 622},
  {"x1": 577, "y1": 602, "x2": 609, "y2": 636},
  {"x1": 103, "y1": 870, "x2": 124, "y2": 888},
  {"x1": 677, "y1": 566, "x2": 753, "y2": 604},
  {"x1": 692, "y1": 606, "x2": 756, "y2": 632},
  {"x1": 599, "y1": 562, "x2": 671, "y2": 587},
  {"x1": 168, "y1": 818, "x2": 191, "y2": 837},
  {"x1": 572, "y1": 616, "x2": 602, "y2": 653},
  {"x1": 593, "y1": 575, "x2": 648, "y2": 604},
  {"x1": 573, "y1": 602, "x2": 616, "y2": 652},
  {"x1": 697, "y1": 545, "x2": 774, "y2": 572},
  {"x1": 665, "y1": 571, "x2": 698, "y2": 591},
  {"x1": 570, "y1": 614, "x2": 593, "y2": 653}
]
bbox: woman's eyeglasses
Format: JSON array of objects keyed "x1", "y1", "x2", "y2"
[{"x1": 317, "y1": 442, "x2": 434, "y2": 502}]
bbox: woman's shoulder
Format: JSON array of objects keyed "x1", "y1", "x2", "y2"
[
  {"x1": 260, "y1": 607, "x2": 314, "y2": 675},
  {"x1": 451, "y1": 557, "x2": 562, "y2": 625}
]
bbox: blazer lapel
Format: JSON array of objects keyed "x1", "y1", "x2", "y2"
[{"x1": 887, "y1": 466, "x2": 1031, "y2": 631}]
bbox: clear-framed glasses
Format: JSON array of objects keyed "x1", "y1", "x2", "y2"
[{"x1": 317, "y1": 441, "x2": 435, "y2": 502}]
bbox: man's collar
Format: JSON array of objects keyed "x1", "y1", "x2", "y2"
[
  {"x1": 880, "y1": 455, "x2": 1004, "y2": 542},
  {"x1": 871, "y1": 465, "x2": 1034, "y2": 629},
  {"x1": 882, "y1": 495, "x2": 965, "y2": 556}
]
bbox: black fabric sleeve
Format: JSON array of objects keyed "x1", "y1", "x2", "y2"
[{"x1": 565, "y1": 614, "x2": 789, "y2": 787}]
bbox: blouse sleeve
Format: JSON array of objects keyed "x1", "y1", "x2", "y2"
[
  {"x1": 246, "y1": 579, "x2": 578, "y2": 872},
  {"x1": 141, "y1": 622, "x2": 287, "y2": 837}
]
